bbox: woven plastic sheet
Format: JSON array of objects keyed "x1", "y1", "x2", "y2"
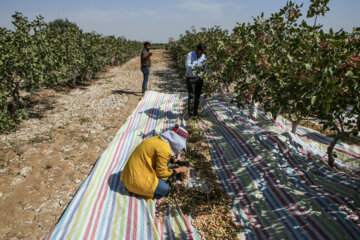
[
  {"x1": 200, "y1": 94, "x2": 360, "y2": 240},
  {"x1": 44, "y1": 91, "x2": 200, "y2": 240}
]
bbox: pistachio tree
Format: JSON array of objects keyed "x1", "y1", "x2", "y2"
[
  {"x1": 168, "y1": 0, "x2": 359, "y2": 167},
  {"x1": 0, "y1": 12, "x2": 142, "y2": 131}
]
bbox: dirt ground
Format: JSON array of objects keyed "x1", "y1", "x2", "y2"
[{"x1": 0, "y1": 50, "x2": 186, "y2": 239}]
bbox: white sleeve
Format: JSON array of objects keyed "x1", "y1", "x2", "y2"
[
  {"x1": 185, "y1": 52, "x2": 195, "y2": 71},
  {"x1": 198, "y1": 55, "x2": 206, "y2": 67}
]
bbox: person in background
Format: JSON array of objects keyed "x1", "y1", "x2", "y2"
[
  {"x1": 120, "y1": 126, "x2": 189, "y2": 201},
  {"x1": 141, "y1": 42, "x2": 152, "y2": 93},
  {"x1": 185, "y1": 43, "x2": 207, "y2": 118}
]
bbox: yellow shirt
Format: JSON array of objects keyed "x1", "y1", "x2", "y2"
[{"x1": 120, "y1": 136, "x2": 174, "y2": 201}]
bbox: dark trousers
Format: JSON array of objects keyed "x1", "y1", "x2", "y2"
[
  {"x1": 186, "y1": 77, "x2": 203, "y2": 116},
  {"x1": 141, "y1": 66, "x2": 150, "y2": 93}
]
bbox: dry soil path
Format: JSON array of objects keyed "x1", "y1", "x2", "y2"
[{"x1": 0, "y1": 50, "x2": 186, "y2": 239}]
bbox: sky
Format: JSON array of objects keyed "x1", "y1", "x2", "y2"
[{"x1": 0, "y1": 0, "x2": 359, "y2": 43}]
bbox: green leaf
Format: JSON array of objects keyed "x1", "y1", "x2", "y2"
[
  {"x1": 345, "y1": 71, "x2": 354, "y2": 78},
  {"x1": 287, "y1": 54, "x2": 293, "y2": 63},
  {"x1": 328, "y1": 68, "x2": 333, "y2": 77},
  {"x1": 326, "y1": 103, "x2": 331, "y2": 114},
  {"x1": 311, "y1": 96, "x2": 316, "y2": 105},
  {"x1": 305, "y1": 63, "x2": 311, "y2": 70}
]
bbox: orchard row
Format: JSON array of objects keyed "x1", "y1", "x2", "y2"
[
  {"x1": 0, "y1": 12, "x2": 142, "y2": 131},
  {"x1": 168, "y1": 1, "x2": 359, "y2": 167}
]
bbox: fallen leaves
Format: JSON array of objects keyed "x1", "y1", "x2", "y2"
[{"x1": 156, "y1": 118, "x2": 241, "y2": 239}]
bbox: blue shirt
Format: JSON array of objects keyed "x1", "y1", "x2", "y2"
[{"x1": 185, "y1": 51, "x2": 207, "y2": 77}]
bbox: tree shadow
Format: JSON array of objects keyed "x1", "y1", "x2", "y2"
[
  {"x1": 201, "y1": 95, "x2": 360, "y2": 239},
  {"x1": 152, "y1": 69, "x2": 187, "y2": 93},
  {"x1": 143, "y1": 108, "x2": 180, "y2": 120},
  {"x1": 23, "y1": 95, "x2": 56, "y2": 120},
  {"x1": 139, "y1": 108, "x2": 183, "y2": 139},
  {"x1": 93, "y1": 75, "x2": 116, "y2": 80},
  {"x1": 162, "y1": 51, "x2": 173, "y2": 60},
  {"x1": 112, "y1": 89, "x2": 142, "y2": 96},
  {"x1": 140, "y1": 129, "x2": 158, "y2": 140}
]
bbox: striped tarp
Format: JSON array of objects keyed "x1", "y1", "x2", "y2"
[
  {"x1": 200, "y1": 94, "x2": 360, "y2": 240},
  {"x1": 274, "y1": 116, "x2": 360, "y2": 174},
  {"x1": 44, "y1": 91, "x2": 200, "y2": 240}
]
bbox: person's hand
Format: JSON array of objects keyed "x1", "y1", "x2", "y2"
[
  {"x1": 173, "y1": 166, "x2": 188, "y2": 175},
  {"x1": 173, "y1": 152, "x2": 182, "y2": 163},
  {"x1": 149, "y1": 52, "x2": 153, "y2": 56}
]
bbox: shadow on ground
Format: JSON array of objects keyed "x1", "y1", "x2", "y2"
[
  {"x1": 112, "y1": 90, "x2": 142, "y2": 96},
  {"x1": 23, "y1": 94, "x2": 56, "y2": 120},
  {"x1": 152, "y1": 69, "x2": 187, "y2": 93},
  {"x1": 108, "y1": 171, "x2": 129, "y2": 195}
]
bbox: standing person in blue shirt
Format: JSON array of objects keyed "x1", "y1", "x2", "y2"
[
  {"x1": 141, "y1": 42, "x2": 152, "y2": 94},
  {"x1": 185, "y1": 43, "x2": 207, "y2": 118}
]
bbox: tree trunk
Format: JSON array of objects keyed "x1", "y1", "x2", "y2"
[
  {"x1": 71, "y1": 73, "x2": 78, "y2": 88},
  {"x1": 291, "y1": 118, "x2": 302, "y2": 134},
  {"x1": 72, "y1": 76, "x2": 76, "y2": 88},
  {"x1": 327, "y1": 133, "x2": 342, "y2": 167},
  {"x1": 11, "y1": 83, "x2": 21, "y2": 104}
]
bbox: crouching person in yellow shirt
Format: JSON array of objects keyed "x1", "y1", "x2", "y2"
[{"x1": 120, "y1": 126, "x2": 189, "y2": 201}]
